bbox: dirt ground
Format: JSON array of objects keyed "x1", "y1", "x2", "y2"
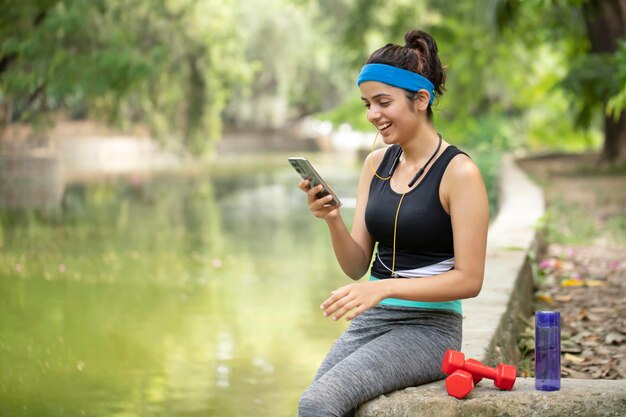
[{"x1": 517, "y1": 153, "x2": 626, "y2": 379}]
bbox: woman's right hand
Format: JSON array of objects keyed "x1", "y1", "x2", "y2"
[{"x1": 298, "y1": 179, "x2": 341, "y2": 221}]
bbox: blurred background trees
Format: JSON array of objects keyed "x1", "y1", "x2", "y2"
[
  {"x1": 1, "y1": 0, "x2": 624, "y2": 161},
  {"x1": 493, "y1": 0, "x2": 626, "y2": 163},
  {"x1": 0, "y1": 0, "x2": 251, "y2": 154}
]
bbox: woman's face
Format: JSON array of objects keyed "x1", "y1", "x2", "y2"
[{"x1": 359, "y1": 81, "x2": 423, "y2": 145}]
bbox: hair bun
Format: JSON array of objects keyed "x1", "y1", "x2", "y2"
[{"x1": 404, "y1": 30, "x2": 438, "y2": 55}]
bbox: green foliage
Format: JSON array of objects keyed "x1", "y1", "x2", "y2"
[
  {"x1": 607, "y1": 41, "x2": 626, "y2": 119},
  {"x1": 223, "y1": 0, "x2": 353, "y2": 128},
  {"x1": 540, "y1": 205, "x2": 597, "y2": 244},
  {"x1": 540, "y1": 199, "x2": 626, "y2": 245},
  {"x1": 314, "y1": 2, "x2": 578, "y2": 153},
  {"x1": 313, "y1": 0, "x2": 623, "y2": 158},
  {"x1": 314, "y1": 95, "x2": 372, "y2": 132},
  {"x1": 2, "y1": 0, "x2": 624, "y2": 158},
  {"x1": 488, "y1": 0, "x2": 625, "y2": 159},
  {"x1": 1, "y1": 0, "x2": 252, "y2": 155},
  {"x1": 471, "y1": 148, "x2": 502, "y2": 220},
  {"x1": 560, "y1": 52, "x2": 624, "y2": 128}
]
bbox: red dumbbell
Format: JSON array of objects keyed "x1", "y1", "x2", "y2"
[
  {"x1": 441, "y1": 350, "x2": 517, "y2": 390},
  {"x1": 464, "y1": 359, "x2": 484, "y2": 384},
  {"x1": 445, "y1": 370, "x2": 475, "y2": 399},
  {"x1": 443, "y1": 359, "x2": 485, "y2": 399}
]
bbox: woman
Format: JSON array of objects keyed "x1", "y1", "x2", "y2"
[{"x1": 297, "y1": 30, "x2": 489, "y2": 417}]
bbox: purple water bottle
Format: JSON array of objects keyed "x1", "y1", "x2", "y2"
[{"x1": 535, "y1": 311, "x2": 561, "y2": 391}]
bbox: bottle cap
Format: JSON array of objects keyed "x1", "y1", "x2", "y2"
[{"x1": 535, "y1": 311, "x2": 560, "y2": 327}]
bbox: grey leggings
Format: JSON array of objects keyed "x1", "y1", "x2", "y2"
[{"x1": 298, "y1": 305, "x2": 462, "y2": 417}]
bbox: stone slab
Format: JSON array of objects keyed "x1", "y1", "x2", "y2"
[{"x1": 357, "y1": 378, "x2": 626, "y2": 417}]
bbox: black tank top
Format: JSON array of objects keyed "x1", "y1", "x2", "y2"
[{"x1": 365, "y1": 144, "x2": 467, "y2": 279}]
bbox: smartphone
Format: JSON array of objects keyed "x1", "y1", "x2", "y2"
[{"x1": 288, "y1": 157, "x2": 341, "y2": 206}]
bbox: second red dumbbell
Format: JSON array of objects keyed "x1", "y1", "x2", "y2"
[
  {"x1": 441, "y1": 350, "x2": 517, "y2": 390},
  {"x1": 445, "y1": 370, "x2": 475, "y2": 399},
  {"x1": 444, "y1": 360, "x2": 484, "y2": 399}
]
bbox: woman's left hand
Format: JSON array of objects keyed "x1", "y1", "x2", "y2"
[{"x1": 320, "y1": 281, "x2": 385, "y2": 321}]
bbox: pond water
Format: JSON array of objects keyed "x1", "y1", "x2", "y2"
[
  {"x1": 0, "y1": 152, "x2": 358, "y2": 417},
  {"x1": 0, "y1": 150, "x2": 498, "y2": 417}
]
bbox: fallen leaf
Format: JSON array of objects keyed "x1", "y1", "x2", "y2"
[
  {"x1": 588, "y1": 307, "x2": 613, "y2": 314},
  {"x1": 576, "y1": 309, "x2": 589, "y2": 321},
  {"x1": 561, "y1": 366, "x2": 592, "y2": 379},
  {"x1": 564, "y1": 353, "x2": 586, "y2": 364},
  {"x1": 554, "y1": 259, "x2": 565, "y2": 270},
  {"x1": 582, "y1": 338, "x2": 600, "y2": 347},
  {"x1": 605, "y1": 332, "x2": 626, "y2": 345},
  {"x1": 555, "y1": 293, "x2": 574, "y2": 302},
  {"x1": 535, "y1": 293, "x2": 554, "y2": 304},
  {"x1": 601, "y1": 367, "x2": 615, "y2": 378},
  {"x1": 561, "y1": 279, "x2": 585, "y2": 287},
  {"x1": 561, "y1": 340, "x2": 582, "y2": 353},
  {"x1": 586, "y1": 280, "x2": 606, "y2": 287},
  {"x1": 590, "y1": 366, "x2": 603, "y2": 378},
  {"x1": 584, "y1": 313, "x2": 604, "y2": 322}
]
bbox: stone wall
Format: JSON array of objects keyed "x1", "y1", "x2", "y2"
[{"x1": 0, "y1": 149, "x2": 64, "y2": 209}]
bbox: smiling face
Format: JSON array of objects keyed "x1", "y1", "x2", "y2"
[{"x1": 360, "y1": 81, "x2": 428, "y2": 145}]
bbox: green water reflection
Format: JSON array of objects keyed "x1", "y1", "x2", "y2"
[{"x1": 0, "y1": 153, "x2": 356, "y2": 417}]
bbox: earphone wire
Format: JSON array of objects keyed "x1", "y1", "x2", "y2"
[
  {"x1": 370, "y1": 130, "x2": 394, "y2": 181},
  {"x1": 391, "y1": 192, "x2": 406, "y2": 276}
]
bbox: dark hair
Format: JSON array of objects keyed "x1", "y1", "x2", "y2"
[{"x1": 366, "y1": 30, "x2": 446, "y2": 120}]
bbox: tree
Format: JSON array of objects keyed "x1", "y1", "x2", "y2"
[
  {"x1": 495, "y1": 0, "x2": 626, "y2": 164},
  {"x1": 0, "y1": 0, "x2": 252, "y2": 155},
  {"x1": 314, "y1": 0, "x2": 557, "y2": 150},
  {"x1": 315, "y1": 0, "x2": 625, "y2": 159},
  {"x1": 222, "y1": 0, "x2": 353, "y2": 129}
]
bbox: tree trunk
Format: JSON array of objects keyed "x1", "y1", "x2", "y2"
[
  {"x1": 602, "y1": 111, "x2": 626, "y2": 164},
  {"x1": 0, "y1": 101, "x2": 12, "y2": 129},
  {"x1": 583, "y1": 0, "x2": 626, "y2": 163}
]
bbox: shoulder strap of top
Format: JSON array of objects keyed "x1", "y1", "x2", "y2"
[{"x1": 430, "y1": 145, "x2": 468, "y2": 185}]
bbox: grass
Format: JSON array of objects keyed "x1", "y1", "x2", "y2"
[
  {"x1": 540, "y1": 201, "x2": 626, "y2": 246},
  {"x1": 472, "y1": 149, "x2": 502, "y2": 221}
]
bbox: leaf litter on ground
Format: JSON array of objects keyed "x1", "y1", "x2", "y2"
[{"x1": 518, "y1": 154, "x2": 626, "y2": 380}]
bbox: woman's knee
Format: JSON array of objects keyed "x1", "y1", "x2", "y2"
[{"x1": 298, "y1": 387, "x2": 344, "y2": 417}]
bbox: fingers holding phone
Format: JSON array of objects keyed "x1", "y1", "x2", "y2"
[
  {"x1": 290, "y1": 158, "x2": 340, "y2": 203},
  {"x1": 290, "y1": 157, "x2": 342, "y2": 220},
  {"x1": 298, "y1": 179, "x2": 340, "y2": 220}
]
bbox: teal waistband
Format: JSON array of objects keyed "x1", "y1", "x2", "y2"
[{"x1": 369, "y1": 275, "x2": 462, "y2": 314}]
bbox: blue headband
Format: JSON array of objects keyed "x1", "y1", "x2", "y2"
[{"x1": 357, "y1": 63, "x2": 435, "y2": 105}]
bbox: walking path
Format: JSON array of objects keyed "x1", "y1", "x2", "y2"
[{"x1": 462, "y1": 154, "x2": 544, "y2": 361}]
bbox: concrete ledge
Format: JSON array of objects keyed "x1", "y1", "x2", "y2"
[{"x1": 357, "y1": 378, "x2": 626, "y2": 417}]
